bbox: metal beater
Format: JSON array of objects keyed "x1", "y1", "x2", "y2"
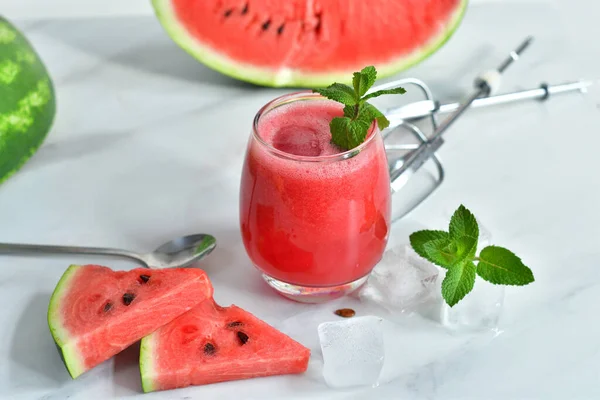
[{"x1": 376, "y1": 36, "x2": 594, "y2": 221}]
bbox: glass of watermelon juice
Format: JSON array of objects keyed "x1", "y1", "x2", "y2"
[{"x1": 240, "y1": 91, "x2": 391, "y2": 303}]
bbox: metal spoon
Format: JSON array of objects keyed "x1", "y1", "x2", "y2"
[{"x1": 0, "y1": 233, "x2": 217, "y2": 269}]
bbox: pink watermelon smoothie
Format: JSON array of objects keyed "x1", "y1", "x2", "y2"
[{"x1": 240, "y1": 94, "x2": 391, "y2": 289}]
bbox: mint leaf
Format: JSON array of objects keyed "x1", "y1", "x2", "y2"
[
  {"x1": 313, "y1": 83, "x2": 357, "y2": 106},
  {"x1": 329, "y1": 116, "x2": 371, "y2": 150},
  {"x1": 477, "y1": 246, "x2": 535, "y2": 286},
  {"x1": 346, "y1": 118, "x2": 371, "y2": 149},
  {"x1": 362, "y1": 87, "x2": 407, "y2": 102},
  {"x1": 360, "y1": 103, "x2": 390, "y2": 130},
  {"x1": 409, "y1": 230, "x2": 455, "y2": 268},
  {"x1": 449, "y1": 204, "x2": 479, "y2": 240},
  {"x1": 352, "y1": 66, "x2": 377, "y2": 97},
  {"x1": 342, "y1": 104, "x2": 358, "y2": 119},
  {"x1": 451, "y1": 235, "x2": 477, "y2": 264},
  {"x1": 448, "y1": 204, "x2": 479, "y2": 262},
  {"x1": 442, "y1": 261, "x2": 476, "y2": 307},
  {"x1": 329, "y1": 117, "x2": 352, "y2": 150},
  {"x1": 330, "y1": 107, "x2": 371, "y2": 151},
  {"x1": 426, "y1": 240, "x2": 462, "y2": 269}
]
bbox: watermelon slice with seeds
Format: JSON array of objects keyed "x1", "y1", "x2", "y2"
[
  {"x1": 151, "y1": 0, "x2": 468, "y2": 87},
  {"x1": 47, "y1": 264, "x2": 213, "y2": 379},
  {"x1": 140, "y1": 299, "x2": 310, "y2": 392}
]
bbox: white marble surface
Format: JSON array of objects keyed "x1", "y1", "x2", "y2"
[{"x1": 1, "y1": 1, "x2": 600, "y2": 399}]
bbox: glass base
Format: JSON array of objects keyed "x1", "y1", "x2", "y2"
[{"x1": 261, "y1": 273, "x2": 369, "y2": 304}]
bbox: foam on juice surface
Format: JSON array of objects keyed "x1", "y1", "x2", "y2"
[
  {"x1": 258, "y1": 99, "x2": 346, "y2": 157},
  {"x1": 254, "y1": 98, "x2": 380, "y2": 181}
]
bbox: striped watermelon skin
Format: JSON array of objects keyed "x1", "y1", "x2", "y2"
[{"x1": 0, "y1": 16, "x2": 56, "y2": 185}]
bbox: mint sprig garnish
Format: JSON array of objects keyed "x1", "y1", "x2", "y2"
[
  {"x1": 410, "y1": 205, "x2": 535, "y2": 307},
  {"x1": 312, "y1": 66, "x2": 406, "y2": 151}
]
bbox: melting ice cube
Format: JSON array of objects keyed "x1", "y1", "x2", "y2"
[
  {"x1": 441, "y1": 276, "x2": 505, "y2": 333},
  {"x1": 358, "y1": 245, "x2": 439, "y2": 313},
  {"x1": 477, "y1": 217, "x2": 492, "y2": 250},
  {"x1": 318, "y1": 316, "x2": 384, "y2": 388}
]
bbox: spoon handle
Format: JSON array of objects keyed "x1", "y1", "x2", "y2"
[{"x1": 0, "y1": 242, "x2": 148, "y2": 267}]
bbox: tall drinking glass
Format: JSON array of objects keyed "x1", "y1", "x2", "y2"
[{"x1": 239, "y1": 92, "x2": 391, "y2": 303}]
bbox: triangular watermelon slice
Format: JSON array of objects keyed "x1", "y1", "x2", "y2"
[
  {"x1": 47, "y1": 264, "x2": 213, "y2": 379},
  {"x1": 139, "y1": 299, "x2": 310, "y2": 392}
]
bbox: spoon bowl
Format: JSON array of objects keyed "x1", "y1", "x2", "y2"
[{"x1": 147, "y1": 234, "x2": 217, "y2": 268}]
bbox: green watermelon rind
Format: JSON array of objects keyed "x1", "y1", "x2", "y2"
[
  {"x1": 0, "y1": 17, "x2": 56, "y2": 186},
  {"x1": 139, "y1": 334, "x2": 157, "y2": 393},
  {"x1": 151, "y1": 0, "x2": 468, "y2": 87},
  {"x1": 47, "y1": 264, "x2": 87, "y2": 379}
]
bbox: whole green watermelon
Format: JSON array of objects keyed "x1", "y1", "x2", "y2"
[{"x1": 0, "y1": 16, "x2": 56, "y2": 185}]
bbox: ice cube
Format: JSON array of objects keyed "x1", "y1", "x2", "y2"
[
  {"x1": 272, "y1": 125, "x2": 322, "y2": 156},
  {"x1": 441, "y1": 276, "x2": 505, "y2": 333},
  {"x1": 357, "y1": 245, "x2": 439, "y2": 313},
  {"x1": 318, "y1": 316, "x2": 384, "y2": 388},
  {"x1": 476, "y1": 217, "x2": 492, "y2": 250}
]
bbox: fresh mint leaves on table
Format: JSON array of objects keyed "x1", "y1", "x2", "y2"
[
  {"x1": 312, "y1": 66, "x2": 406, "y2": 151},
  {"x1": 409, "y1": 205, "x2": 535, "y2": 307}
]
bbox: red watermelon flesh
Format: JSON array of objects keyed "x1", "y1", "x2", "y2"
[
  {"x1": 47, "y1": 264, "x2": 213, "y2": 379},
  {"x1": 140, "y1": 299, "x2": 310, "y2": 392},
  {"x1": 151, "y1": 0, "x2": 468, "y2": 87}
]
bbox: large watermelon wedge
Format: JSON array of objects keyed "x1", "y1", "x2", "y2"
[
  {"x1": 151, "y1": 0, "x2": 468, "y2": 87},
  {"x1": 0, "y1": 16, "x2": 56, "y2": 185},
  {"x1": 140, "y1": 299, "x2": 310, "y2": 392},
  {"x1": 47, "y1": 264, "x2": 213, "y2": 379}
]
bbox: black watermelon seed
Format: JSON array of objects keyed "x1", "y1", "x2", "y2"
[
  {"x1": 261, "y1": 20, "x2": 271, "y2": 31},
  {"x1": 237, "y1": 331, "x2": 249, "y2": 345},
  {"x1": 227, "y1": 321, "x2": 243, "y2": 328},
  {"x1": 103, "y1": 302, "x2": 112, "y2": 312},
  {"x1": 204, "y1": 342, "x2": 216, "y2": 356},
  {"x1": 139, "y1": 274, "x2": 150, "y2": 283},
  {"x1": 315, "y1": 14, "x2": 322, "y2": 35},
  {"x1": 277, "y1": 24, "x2": 285, "y2": 35},
  {"x1": 224, "y1": 9, "x2": 233, "y2": 17},
  {"x1": 241, "y1": 3, "x2": 248, "y2": 15},
  {"x1": 122, "y1": 292, "x2": 135, "y2": 306}
]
